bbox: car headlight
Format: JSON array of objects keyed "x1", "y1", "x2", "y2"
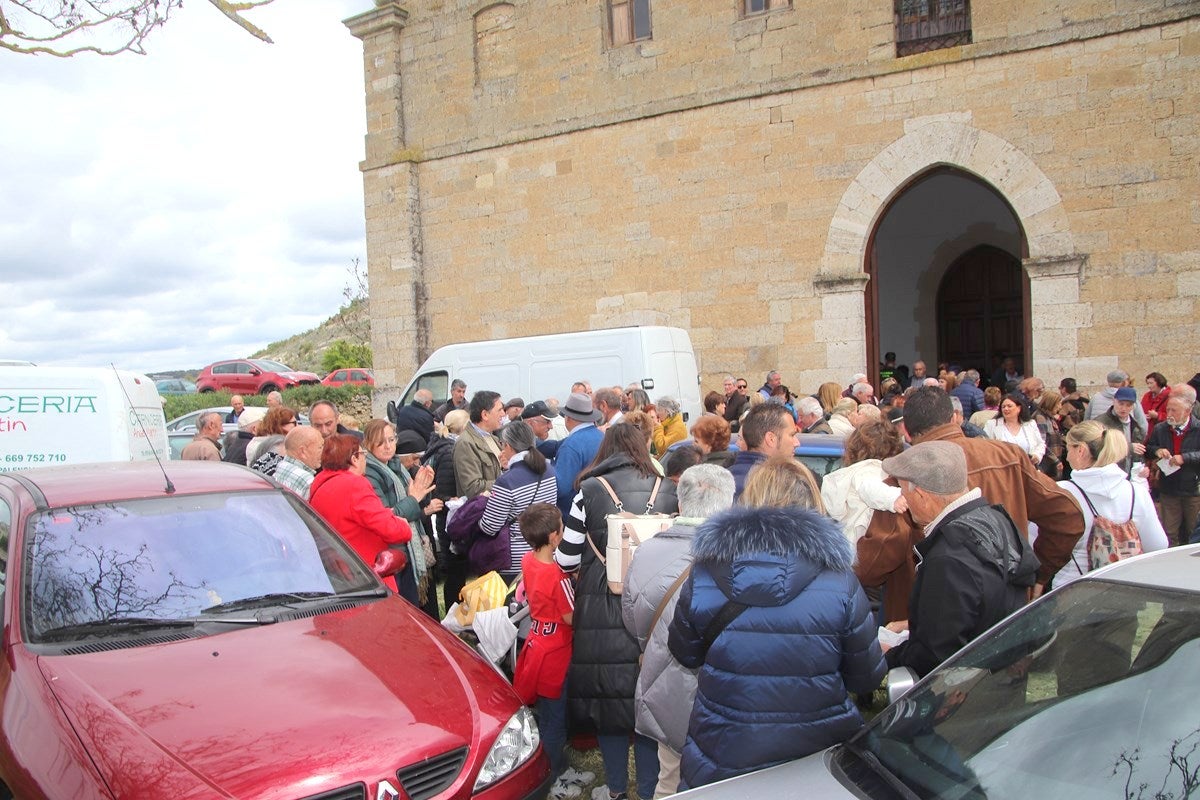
[{"x1": 473, "y1": 707, "x2": 541, "y2": 791}]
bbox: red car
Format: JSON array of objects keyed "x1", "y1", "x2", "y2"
[
  {"x1": 196, "y1": 359, "x2": 321, "y2": 395},
  {"x1": 322, "y1": 368, "x2": 375, "y2": 387},
  {"x1": 0, "y1": 462, "x2": 548, "y2": 800}
]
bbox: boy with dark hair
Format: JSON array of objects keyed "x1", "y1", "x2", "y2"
[{"x1": 512, "y1": 503, "x2": 584, "y2": 797}]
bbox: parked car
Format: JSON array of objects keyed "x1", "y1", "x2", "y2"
[
  {"x1": 670, "y1": 544, "x2": 1200, "y2": 799},
  {"x1": 666, "y1": 433, "x2": 845, "y2": 482},
  {"x1": 165, "y1": 407, "x2": 309, "y2": 460},
  {"x1": 322, "y1": 367, "x2": 375, "y2": 387},
  {"x1": 165, "y1": 406, "x2": 236, "y2": 459},
  {"x1": 0, "y1": 461, "x2": 549, "y2": 799},
  {"x1": 195, "y1": 359, "x2": 320, "y2": 395},
  {"x1": 155, "y1": 378, "x2": 198, "y2": 395}
]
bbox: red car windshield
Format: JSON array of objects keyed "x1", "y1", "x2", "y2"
[{"x1": 24, "y1": 491, "x2": 379, "y2": 641}]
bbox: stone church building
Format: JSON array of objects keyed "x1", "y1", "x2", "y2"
[{"x1": 345, "y1": 0, "x2": 1199, "y2": 399}]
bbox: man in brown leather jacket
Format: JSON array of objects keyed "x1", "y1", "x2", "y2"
[{"x1": 856, "y1": 387, "x2": 1085, "y2": 622}]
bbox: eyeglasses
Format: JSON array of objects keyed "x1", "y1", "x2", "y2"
[
  {"x1": 353, "y1": 450, "x2": 366, "y2": 459},
  {"x1": 736, "y1": 384, "x2": 748, "y2": 390}
]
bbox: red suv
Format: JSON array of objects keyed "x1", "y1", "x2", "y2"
[
  {"x1": 0, "y1": 461, "x2": 549, "y2": 799},
  {"x1": 196, "y1": 358, "x2": 321, "y2": 395}
]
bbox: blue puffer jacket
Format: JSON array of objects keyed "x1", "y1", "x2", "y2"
[{"x1": 668, "y1": 505, "x2": 886, "y2": 791}]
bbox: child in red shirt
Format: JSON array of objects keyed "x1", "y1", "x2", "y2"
[{"x1": 512, "y1": 503, "x2": 575, "y2": 784}]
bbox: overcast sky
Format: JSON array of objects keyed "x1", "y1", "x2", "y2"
[{"x1": 0, "y1": 0, "x2": 370, "y2": 373}]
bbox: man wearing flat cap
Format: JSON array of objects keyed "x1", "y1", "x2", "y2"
[
  {"x1": 553, "y1": 391, "x2": 604, "y2": 515},
  {"x1": 503, "y1": 397, "x2": 525, "y2": 425},
  {"x1": 857, "y1": 387, "x2": 1084, "y2": 622},
  {"x1": 881, "y1": 441, "x2": 1039, "y2": 678}
]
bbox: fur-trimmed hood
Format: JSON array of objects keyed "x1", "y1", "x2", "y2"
[{"x1": 691, "y1": 506, "x2": 855, "y2": 606}]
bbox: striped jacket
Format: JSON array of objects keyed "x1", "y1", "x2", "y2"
[{"x1": 480, "y1": 453, "x2": 558, "y2": 572}]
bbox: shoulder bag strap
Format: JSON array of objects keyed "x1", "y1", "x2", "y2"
[
  {"x1": 594, "y1": 476, "x2": 624, "y2": 512},
  {"x1": 645, "y1": 476, "x2": 662, "y2": 514},
  {"x1": 647, "y1": 565, "x2": 692, "y2": 644},
  {"x1": 509, "y1": 473, "x2": 545, "y2": 525},
  {"x1": 701, "y1": 599, "x2": 748, "y2": 651},
  {"x1": 1126, "y1": 480, "x2": 1136, "y2": 523},
  {"x1": 586, "y1": 530, "x2": 606, "y2": 565},
  {"x1": 1067, "y1": 479, "x2": 1100, "y2": 517}
]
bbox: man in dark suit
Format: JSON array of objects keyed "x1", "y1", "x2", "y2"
[{"x1": 395, "y1": 388, "x2": 436, "y2": 445}]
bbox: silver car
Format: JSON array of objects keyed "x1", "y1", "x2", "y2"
[{"x1": 672, "y1": 545, "x2": 1200, "y2": 799}]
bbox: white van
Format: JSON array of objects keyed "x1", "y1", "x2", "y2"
[
  {"x1": 0, "y1": 367, "x2": 169, "y2": 471},
  {"x1": 394, "y1": 327, "x2": 702, "y2": 423}
]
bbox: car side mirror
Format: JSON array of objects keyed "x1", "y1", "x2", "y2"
[
  {"x1": 249, "y1": 368, "x2": 261, "y2": 376},
  {"x1": 373, "y1": 549, "x2": 407, "y2": 579},
  {"x1": 887, "y1": 666, "x2": 919, "y2": 705}
]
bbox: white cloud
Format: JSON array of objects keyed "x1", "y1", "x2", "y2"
[{"x1": 0, "y1": 0, "x2": 370, "y2": 373}]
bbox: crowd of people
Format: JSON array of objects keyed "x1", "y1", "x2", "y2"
[{"x1": 178, "y1": 361, "x2": 1200, "y2": 800}]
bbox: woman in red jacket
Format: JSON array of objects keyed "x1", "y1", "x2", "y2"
[
  {"x1": 308, "y1": 434, "x2": 412, "y2": 593},
  {"x1": 1141, "y1": 371, "x2": 1171, "y2": 439}
]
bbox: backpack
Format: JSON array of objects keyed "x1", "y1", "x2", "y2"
[
  {"x1": 1069, "y1": 480, "x2": 1143, "y2": 571},
  {"x1": 446, "y1": 493, "x2": 490, "y2": 550}
]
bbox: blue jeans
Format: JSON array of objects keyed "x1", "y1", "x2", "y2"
[
  {"x1": 596, "y1": 732, "x2": 659, "y2": 798},
  {"x1": 536, "y1": 690, "x2": 569, "y2": 778}
]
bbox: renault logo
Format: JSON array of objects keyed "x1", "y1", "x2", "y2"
[{"x1": 376, "y1": 780, "x2": 402, "y2": 800}]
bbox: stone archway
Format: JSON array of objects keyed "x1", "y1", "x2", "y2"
[{"x1": 814, "y1": 113, "x2": 1092, "y2": 382}]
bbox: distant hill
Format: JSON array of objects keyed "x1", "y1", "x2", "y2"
[
  {"x1": 150, "y1": 299, "x2": 369, "y2": 380},
  {"x1": 251, "y1": 298, "x2": 369, "y2": 374}
]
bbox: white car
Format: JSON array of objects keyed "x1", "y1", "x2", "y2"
[{"x1": 671, "y1": 545, "x2": 1200, "y2": 799}]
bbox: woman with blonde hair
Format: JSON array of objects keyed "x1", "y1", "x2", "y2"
[
  {"x1": 828, "y1": 397, "x2": 857, "y2": 436},
  {"x1": 817, "y1": 382, "x2": 842, "y2": 413},
  {"x1": 1056, "y1": 421, "x2": 1167, "y2": 585},
  {"x1": 739, "y1": 457, "x2": 826, "y2": 510},
  {"x1": 668, "y1": 455, "x2": 883, "y2": 790},
  {"x1": 1053, "y1": 421, "x2": 1168, "y2": 696}
]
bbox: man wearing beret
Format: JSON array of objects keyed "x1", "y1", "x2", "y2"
[{"x1": 880, "y1": 441, "x2": 1040, "y2": 678}]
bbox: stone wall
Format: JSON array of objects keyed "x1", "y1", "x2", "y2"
[{"x1": 347, "y1": 1, "x2": 1200, "y2": 402}]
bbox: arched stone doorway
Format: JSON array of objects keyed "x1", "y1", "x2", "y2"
[
  {"x1": 814, "y1": 115, "x2": 1097, "y2": 389},
  {"x1": 866, "y1": 167, "x2": 1028, "y2": 384}
]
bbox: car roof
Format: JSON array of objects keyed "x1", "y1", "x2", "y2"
[
  {"x1": 1088, "y1": 544, "x2": 1200, "y2": 593},
  {"x1": 1, "y1": 461, "x2": 277, "y2": 508}
]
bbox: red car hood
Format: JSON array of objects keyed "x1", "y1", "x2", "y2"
[{"x1": 37, "y1": 599, "x2": 517, "y2": 800}]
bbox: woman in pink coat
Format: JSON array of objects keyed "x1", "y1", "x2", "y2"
[{"x1": 308, "y1": 434, "x2": 412, "y2": 592}]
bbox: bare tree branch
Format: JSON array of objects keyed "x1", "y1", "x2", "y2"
[{"x1": 0, "y1": 0, "x2": 276, "y2": 57}]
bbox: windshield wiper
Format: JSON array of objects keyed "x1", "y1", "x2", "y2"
[
  {"x1": 202, "y1": 591, "x2": 337, "y2": 614},
  {"x1": 201, "y1": 588, "x2": 386, "y2": 615},
  {"x1": 40, "y1": 617, "x2": 199, "y2": 641}
]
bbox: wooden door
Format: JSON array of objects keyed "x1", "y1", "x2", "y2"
[{"x1": 937, "y1": 246, "x2": 1026, "y2": 374}]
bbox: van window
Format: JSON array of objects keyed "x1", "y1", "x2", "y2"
[{"x1": 402, "y1": 372, "x2": 449, "y2": 407}]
